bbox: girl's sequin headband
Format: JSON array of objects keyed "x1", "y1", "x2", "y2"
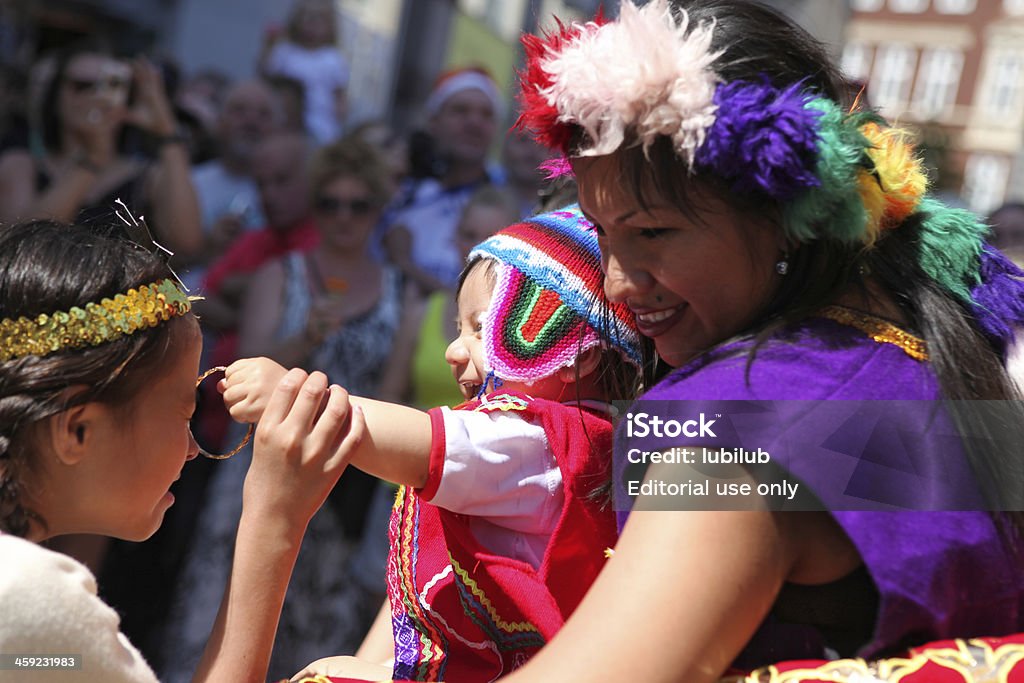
[
  {"x1": 0, "y1": 279, "x2": 192, "y2": 362},
  {"x1": 516, "y1": 0, "x2": 1024, "y2": 350}
]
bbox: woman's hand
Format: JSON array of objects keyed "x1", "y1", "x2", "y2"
[
  {"x1": 123, "y1": 57, "x2": 178, "y2": 138},
  {"x1": 242, "y1": 368, "x2": 365, "y2": 527}
]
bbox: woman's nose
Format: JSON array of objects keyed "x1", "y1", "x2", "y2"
[{"x1": 602, "y1": 251, "x2": 653, "y2": 303}]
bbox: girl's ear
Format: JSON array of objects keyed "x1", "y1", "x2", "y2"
[
  {"x1": 557, "y1": 346, "x2": 603, "y2": 384},
  {"x1": 48, "y1": 391, "x2": 100, "y2": 466}
]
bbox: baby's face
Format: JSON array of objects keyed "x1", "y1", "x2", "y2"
[{"x1": 446, "y1": 263, "x2": 492, "y2": 400}]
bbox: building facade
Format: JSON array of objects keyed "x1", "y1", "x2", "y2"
[{"x1": 842, "y1": 0, "x2": 1024, "y2": 214}]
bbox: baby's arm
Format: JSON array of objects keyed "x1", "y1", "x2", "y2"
[{"x1": 222, "y1": 357, "x2": 433, "y2": 487}]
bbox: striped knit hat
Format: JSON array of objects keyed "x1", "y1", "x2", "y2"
[{"x1": 468, "y1": 204, "x2": 642, "y2": 384}]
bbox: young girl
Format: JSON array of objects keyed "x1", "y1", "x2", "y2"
[
  {"x1": 223, "y1": 205, "x2": 643, "y2": 681},
  {"x1": 0, "y1": 219, "x2": 363, "y2": 682},
  {"x1": 261, "y1": 0, "x2": 349, "y2": 143}
]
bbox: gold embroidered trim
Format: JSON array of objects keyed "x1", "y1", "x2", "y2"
[
  {"x1": 0, "y1": 279, "x2": 192, "y2": 362},
  {"x1": 720, "y1": 638, "x2": 1024, "y2": 682},
  {"x1": 818, "y1": 305, "x2": 928, "y2": 361}
]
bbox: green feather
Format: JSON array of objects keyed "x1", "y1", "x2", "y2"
[{"x1": 915, "y1": 196, "x2": 989, "y2": 304}]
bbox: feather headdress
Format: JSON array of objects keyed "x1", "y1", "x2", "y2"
[{"x1": 515, "y1": 0, "x2": 1024, "y2": 350}]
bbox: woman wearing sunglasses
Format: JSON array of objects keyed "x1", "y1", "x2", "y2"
[
  {"x1": 0, "y1": 41, "x2": 201, "y2": 259},
  {"x1": 159, "y1": 135, "x2": 404, "y2": 679}
]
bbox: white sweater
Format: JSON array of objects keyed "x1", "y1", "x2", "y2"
[{"x1": 0, "y1": 534, "x2": 158, "y2": 682}]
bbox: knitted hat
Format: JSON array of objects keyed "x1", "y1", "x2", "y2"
[{"x1": 468, "y1": 204, "x2": 642, "y2": 384}]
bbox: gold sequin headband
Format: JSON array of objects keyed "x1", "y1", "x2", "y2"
[{"x1": 0, "y1": 279, "x2": 192, "y2": 362}]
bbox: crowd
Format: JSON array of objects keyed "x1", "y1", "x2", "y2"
[{"x1": 2, "y1": 0, "x2": 1024, "y2": 682}]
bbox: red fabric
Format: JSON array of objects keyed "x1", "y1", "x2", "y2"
[
  {"x1": 202, "y1": 218, "x2": 319, "y2": 295},
  {"x1": 388, "y1": 392, "x2": 618, "y2": 682},
  {"x1": 418, "y1": 407, "x2": 449, "y2": 501}
]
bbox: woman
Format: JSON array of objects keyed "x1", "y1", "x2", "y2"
[
  {"x1": 495, "y1": 1, "x2": 1024, "y2": 681},
  {"x1": 0, "y1": 219, "x2": 362, "y2": 682},
  {"x1": 0, "y1": 42, "x2": 201, "y2": 257},
  {"x1": 162, "y1": 135, "x2": 401, "y2": 680}
]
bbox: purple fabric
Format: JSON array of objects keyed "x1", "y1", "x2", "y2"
[
  {"x1": 696, "y1": 80, "x2": 822, "y2": 200},
  {"x1": 618, "y1": 316, "x2": 1024, "y2": 666},
  {"x1": 970, "y1": 246, "x2": 1024, "y2": 351}
]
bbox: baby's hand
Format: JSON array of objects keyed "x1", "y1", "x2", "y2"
[{"x1": 220, "y1": 357, "x2": 288, "y2": 423}]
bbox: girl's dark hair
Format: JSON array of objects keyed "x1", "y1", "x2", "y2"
[
  {"x1": 585, "y1": 1, "x2": 1024, "y2": 522},
  {"x1": 0, "y1": 220, "x2": 190, "y2": 537}
]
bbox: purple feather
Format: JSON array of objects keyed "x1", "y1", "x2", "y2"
[
  {"x1": 696, "y1": 79, "x2": 822, "y2": 200},
  {"x1": 970, "y1": 246, "x2": 1024, "y2": 353}
]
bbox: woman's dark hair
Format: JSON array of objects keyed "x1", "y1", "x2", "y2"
[
  {"x1": 39, "y1": 38, "x2": 118, "y2": 154},
  {"x1": 0, "y1": 220, "x2": 190, "y2": 537},
  {"x1": 582, "y1": 0, "x2": 1024, "y2": 523}
]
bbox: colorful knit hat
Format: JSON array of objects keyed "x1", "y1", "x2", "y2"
[
  {"x1": 515, "y1": 0, "x2": 1024, "y2": 351},
  {"x1": 468, "y1": 205, "x2": 642, "y2": 385}
]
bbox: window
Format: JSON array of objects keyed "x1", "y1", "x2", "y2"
[
  {"x1": 913, "y1": 47, "x2": 963, "y2": 118},
  {"x1": 841, "y1": 42, "x2": 873, "y2": 82},
  {"x1": 890, "y1": 0, "x2": 928, "y2": 11},
  {"x1": 935, "y1": 0, "x2": 975, "y2": 12},
  {"x1": 852, "y1": 0, "x2": 884, "y2": 10},
  {"x1": 985, "y1": 51, "x2": 1024, "y2": 118},
  {"x1": 871, "y1": 43, "x2": 917, "y2": 115},
  {"x1": 962, "y1": 154, "x2": 1010, "y2": 215}
]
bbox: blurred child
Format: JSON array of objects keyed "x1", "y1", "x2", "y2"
[{"x1": 261, "y1": 0, "x2": 348, "y2": 142}]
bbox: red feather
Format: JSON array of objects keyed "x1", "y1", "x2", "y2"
[{"x1": 515, "y1": 13, "x2": 608, "y2": 154}]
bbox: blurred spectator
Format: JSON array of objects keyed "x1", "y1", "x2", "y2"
[
  {"x1": 175, "y1": 67, "x2": 229, "y2": 136},
  {"x1": 497, "y1": 128, "x2": 550, "y2": 217},
  {"x1": 196, "y1": 131, "x2": 315, "y2": 380},
  {"x1": 0, "y1": 41, "x2": 201, "y2": 256},
  {"x1": 382, "y1": 66, "x2": 501, "y2": 294},
  {"x1": 348, "y1": 118, "x2": 409, "y2": 196},
  {"x1": 260, "y1": 0, "x2": 348, "y2": 143},
  {"x1": 164, "y1": 136, "x2": 402, "y2": 681},
  {"x1": 0, "y1": 63, "x2": 28, "y2": 153},
  {"x1": 173, "y1": 67, "x2": 230, "y2": 164},
  {"x1": 990, "y1": 202, "x2": 1024, "y2": 267},
  {"x1": 265, "y1": 73, "x2": 307, "y2": 134},
  {"x1": 382, "y1": 185, "x2": 520, "y2": 409},
  {"x1": 182, "y1": 79, "x2": 278, "y2": 290}
]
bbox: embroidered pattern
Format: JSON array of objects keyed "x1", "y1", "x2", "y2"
[{"x1": 721, "y1": 637, "x2": 1024, "y2": 682}]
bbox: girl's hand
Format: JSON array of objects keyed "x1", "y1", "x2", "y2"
[
  {"x1": 123, "y1": 57, "x2": 178, "y2": 138},
  {"x1": 243, "y1": 368, "x2": 365, "y2": 525},
  {"x1": 220, "y1": 357, "x2": 289, "y2": 424}
]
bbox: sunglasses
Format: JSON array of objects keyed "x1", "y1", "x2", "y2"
[
  {"x1": 192, "y1": 367, "x2": 254, "y2": 460},
  {"x1": 64, "y1": 76, "x2": 131, "y2": 94},
  {"x1": 314, "y1": 196, "x2": 376, "y2": 217}
]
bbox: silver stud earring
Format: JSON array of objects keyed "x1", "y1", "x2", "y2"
[{"x1": 775, "y1": 258, "x2": 789, "y2": 276}]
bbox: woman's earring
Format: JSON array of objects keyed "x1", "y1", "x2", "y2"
[{"x1": 775, "y1": 257, "x2": 790, "y2": 276}]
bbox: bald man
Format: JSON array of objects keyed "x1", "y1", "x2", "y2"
[{"x1": 184, "y1": 80, "x2": 285, "y2": 288}]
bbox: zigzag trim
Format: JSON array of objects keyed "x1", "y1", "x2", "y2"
[{"x1": 449, "y1": 557, "x2": 543, "y2": 637}]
